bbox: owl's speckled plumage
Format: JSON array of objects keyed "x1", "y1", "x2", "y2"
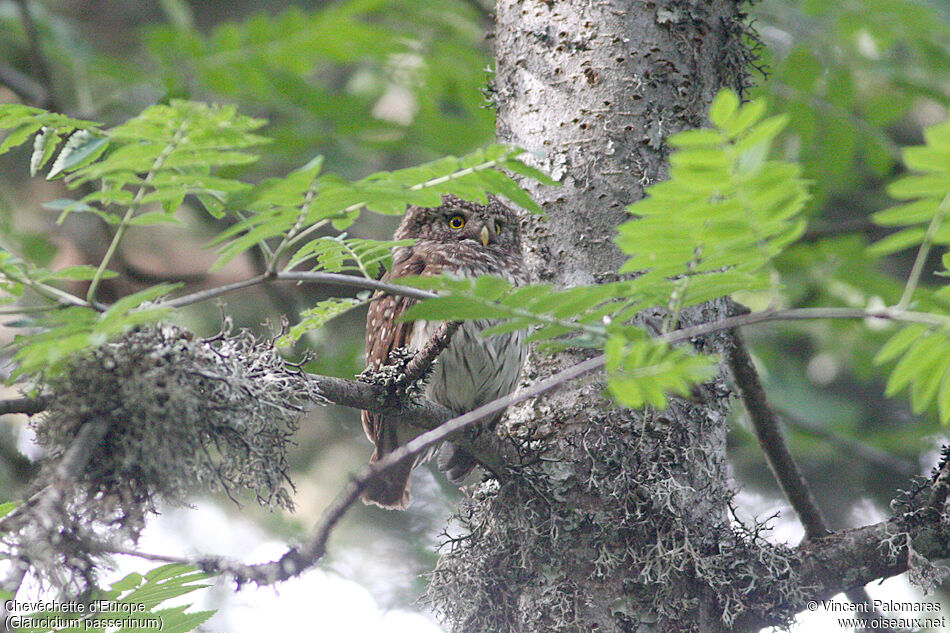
[{"x1": 362, "y1": 195, "x2": 528, "y2": 509}]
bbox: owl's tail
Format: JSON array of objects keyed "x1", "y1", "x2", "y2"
[{"x1": 361, "y1": 422, "x2": 413, "y2": 510}]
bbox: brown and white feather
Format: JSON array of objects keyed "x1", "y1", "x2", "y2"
[{"x1": 361, "y1": 195, "x2": 528, "y2": 509}]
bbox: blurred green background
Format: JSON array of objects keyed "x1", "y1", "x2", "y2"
[{"x1": 1, "y1": 0, "x2": 950, "y2": 629}]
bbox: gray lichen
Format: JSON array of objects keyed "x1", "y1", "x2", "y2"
[
  {"x1": 357, "y1": 346, "x2": 430, "y2": 403},
  {"x1": 425, "y1": 409, "x2": 812, "y2": 633},
  {"x1": 10, "y1": 322, "x2": 321, "y2": 592}
]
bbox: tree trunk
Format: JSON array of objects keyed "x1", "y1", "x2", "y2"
[{"x1": 426, "y1": 1, "x2": 755, "y2": 632}]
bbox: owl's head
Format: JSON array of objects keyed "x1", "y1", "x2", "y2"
[{"x1": 394, "y1": 194, "x2": 521, "y2": 252}]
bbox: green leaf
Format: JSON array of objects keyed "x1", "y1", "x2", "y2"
[
  {"x1": 47, "y1": 131, "x2": 109, "y2": 179},
  {"x1": 0, "y1": 121, "x2": 43, "y2": 155},
  {"x1": 885, "y1": 338, "x2": 936, "y2": 396},
  {"x1": 709, "y1": 89, "x2": 740, "y2": 128},
  {"x1": 109, "y1": 572, "x2": 145, "y2": 592},
  {"x1": 45, "y1": 265, "x2": 119, "y2": 281},
  {"x1": 902, "y1": 146, "x2": 950, "y2": 173},
  {"x1": 278, "y1": 297, "x2": 364, "y2": 347},
  {"x1": 605, "y1": 334, "x2": 716, "y2": 409},
  {"x1": 286, "y1": 237, "x2": 412, "y2": 278},
  {"x1": 214, "y1": 145, "x2": 547, "y2": 268},
  {"x1": 402, "y1": 295, "x2": 514, "y2": 321},
  {"x1": 874, "y1": 324, "x2": 927, "y2": 364},
  {"x1": 30, "y1": 126, "x2": 62, "y2": 176}
]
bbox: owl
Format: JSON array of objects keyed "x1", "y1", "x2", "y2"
[{"x1": 361, "y1": 194, "x2": 528, "y2": 509}]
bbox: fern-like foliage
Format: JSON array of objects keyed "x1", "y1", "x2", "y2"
[
  {"x1": 278, "y1": 296, "x2": 368, "y2": 349},
  {"x1": 0, "y1": 99, "x2": 549, "y2": 376},
  {"x1": 10, "y1": 285, "x2": 177, "y2": 379},
  {"x1": 211, "y1": 144, "x2": 549, "y2": 271},
  {"x1": 616, "y1": 91, "x2": 809, "y2": 326},
  {"x1": 870, "y1": 120, "x2": 950, "y2": 258},
  {"x1": 870, "y1": 119, "x2": 950, "y2": 421},
  {"x1": 0, "y1": 100, "x2": 264, "y2": 225},
  {"x1": 142, "y1": 0, "x2": 494, "y2": 170},
  {"x1": 605, "y1": 335, "x2": 717, "y2": 409},
  {"x1": 286, "y1": 236, "x2": 414, "y2": 278}
]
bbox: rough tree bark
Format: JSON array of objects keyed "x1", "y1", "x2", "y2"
[{"x1": 425, "y1": 1, "x2": 755, "y2": 632}]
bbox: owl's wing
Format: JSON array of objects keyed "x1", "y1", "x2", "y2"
[
  {"x1": 361, "y1": 250, "x2": 429, "y2": 442},
  {"x1": 361, "y1": 249, "x2": 434, "y2": 509}
]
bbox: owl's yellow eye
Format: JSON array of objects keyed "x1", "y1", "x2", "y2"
[
  {"x1": 495, "y1": 220, "x2": 503, "y2": 234},
  {"x1": 448, "y1": 214, "x2": 466, "y2": 229}
]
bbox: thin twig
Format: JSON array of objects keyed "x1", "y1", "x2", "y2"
[
  {"x1": 777, "y1": 407, "x2": 916, "y2": 478},
  {"x1": 86, "y1": 125, "x2": 187, "y2": 303},
  {"x1": 109, "y1": 547, "x2": 195, "y2": 565},
  {"x1": 154, "y1": 266, "x2": 950, "y2": 336},
  {"x1": 266, "y1": 178, "x2": 322, "y2": 272},
  {"x1": 401, "y1": 321, "x2": 461, "y2": 386},
  {"x1": 4, "y1": 266, "x2": 95, "y2": 309},
  {"x1": 162, "y1": 274, "x2": 270, "y2": 309},
  {"x1": 663, "y1": 306, "x2": 950, "y2": 344},
  {"x1": 161, "y1": 271, "x2": 437, "y2": 309}
]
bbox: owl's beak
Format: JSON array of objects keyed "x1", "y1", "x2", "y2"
[{"x1": 480, "y1": 224, "x2": 491, "y2": 246}]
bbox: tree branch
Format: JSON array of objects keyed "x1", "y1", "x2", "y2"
[
  {"x1": 8, "y1": 291, "x2": 949, "y2": 605},
  {"x1": 777, "y1": 406, "x2": 916, "y2": 478},
  {"x1": 0, "y1": 395, "x2": 50, "y2": 416},
  {"x1": 0, "y1": 62, "x2": 48, "y2": 106},
  {"x1": 663, "y1": 306, "x2": 950, "y2": 344},
  {"x1": 725, "y1": 327, "x2": 828, "y2": 539},
  {"x1": 725, "y1": 326, "x2": 893, "y2": 626},
  {"x1": 736, "y1": 511, "x2": 950, "y2": 632},
  {"x1": 401, "y1": 320, "x2": 461, "y2": 386},
  {"x1": 113, "y1": 354, "x2": 605, "y2": 586}
]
